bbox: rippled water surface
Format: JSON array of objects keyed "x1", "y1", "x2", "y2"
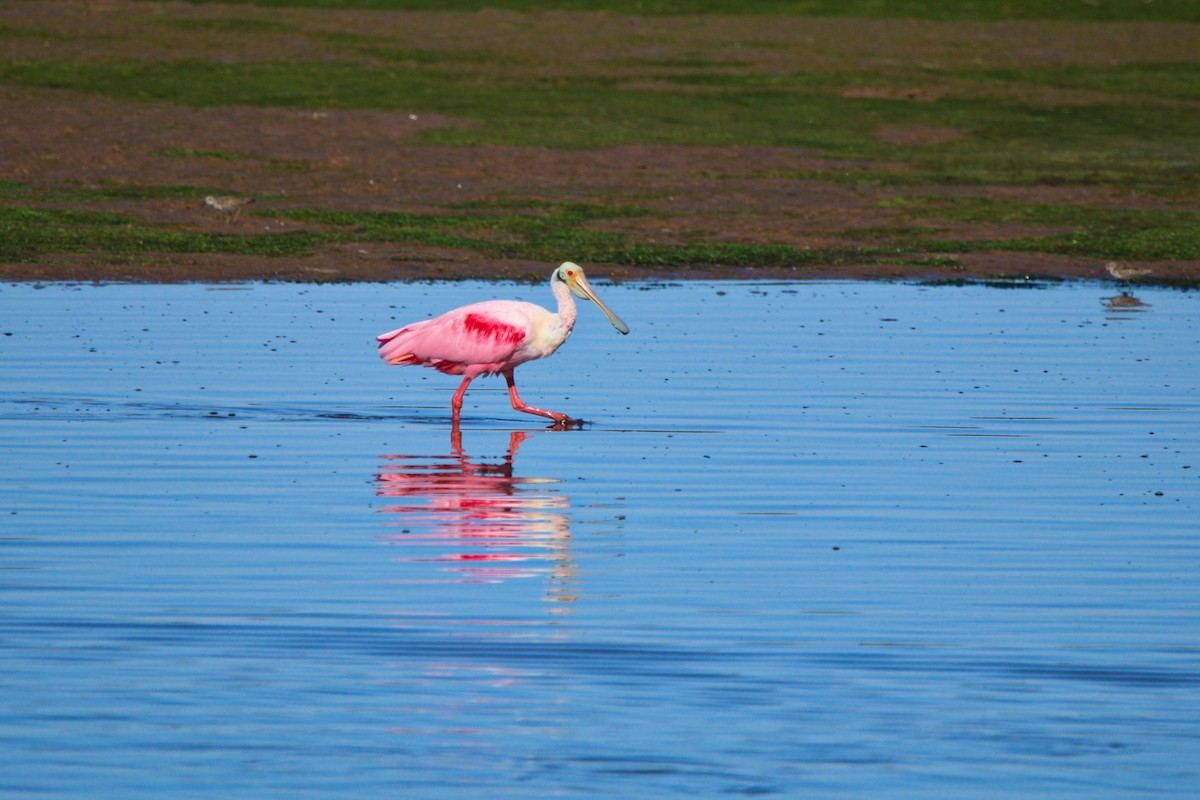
[{"x1": 2, "y1": 280, "x2": 1198, "y2": 798}]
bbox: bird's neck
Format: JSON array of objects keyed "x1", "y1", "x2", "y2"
[{"x1": 554, "y1": 281, "x2": 578, "y2": 331}]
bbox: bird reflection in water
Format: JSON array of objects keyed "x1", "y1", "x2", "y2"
[
  {"x1": 1104, "y1": 291, "x2": 1152, "y2": 316},
  {"x1": 1103, "y1": 261, "x2": 1153, "y2": 317},
  {"x1": 375, "y1": 425, "x2": 577, "y2": 609}
]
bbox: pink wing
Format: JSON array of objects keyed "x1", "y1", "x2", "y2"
[{"x1": 377, "y1": 300, "x2": 536, "y2": 376}]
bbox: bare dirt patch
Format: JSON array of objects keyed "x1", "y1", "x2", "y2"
[{"x1": 874, "y1": 124, "x2": 966, "y2": 147}]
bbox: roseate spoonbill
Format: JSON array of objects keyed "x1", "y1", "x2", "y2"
[{"x1": 377, "y1": 262, "x2": 629, "y2": 424}]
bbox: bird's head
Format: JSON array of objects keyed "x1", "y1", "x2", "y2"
[{"x1": 554, "y1": 262, "x2": 629, "y2": 335}]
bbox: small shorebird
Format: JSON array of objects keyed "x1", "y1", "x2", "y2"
[
  {"x1": 1106, "y1": 261, "x2": 1152, "y2": 290},
  {"x1": 204, "y1": 195, "x2": 255, "y2": 222}
]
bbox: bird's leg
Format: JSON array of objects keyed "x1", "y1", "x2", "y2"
[
  {"x1": 506, "y1": 431, "x2": 530, "y2": 458},
  {"x1": 451, "y1": 375, "x2": 475, "y2": 421},
  {"x1": 503, "y1": 370, "x2": 572, "y2": 423}
]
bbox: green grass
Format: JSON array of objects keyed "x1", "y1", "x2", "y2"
[
  {"x1": 159, "y1": 18, "x2": 299, "y2": 34},
  {"x1": 1, "y1": 57, "x2": 1194, "y2": 192},
  {"x1": 67, "y1": 184, "x2": 231, "y2": 201},
  {"x1": 891, "y1": 197, "x2": 1200, "y2": 260},
  {"x1": 0, "y1": 24, "x2": 61, "y2": 39},
  {"x1": 151, "y1": 0, "x2": 1200, "y2": 22},
  {"x1": 3, "y1": 199, "x2": 877, "y2": 270},
  {"x1": 155, "y1": 147, "x2": 311, "y2": 172},
  {"x1": 284, "y1": 203, "x2": 646, "y2": 261},
  {"x1": 282, "y1": 202, "x2": 941, "y2": 270},
  {"x1": 0, "y1": 180, "x2": 31, "y2": 197},
  {"x1": 4, "y1": 191, "x2": 1194, "y2": 270},
  {"x1": 974, "y1": 62, "x2": 1200, "y2": 102},
  {"x1": 2, "y1": 181, "x2": 238, "y2": 202},
  {"x1": 155, "y1": 147, "x2": 251, "y2": 160},
  {"x1": 0, "y1": 207, "x2": 326, "y2": 262}
]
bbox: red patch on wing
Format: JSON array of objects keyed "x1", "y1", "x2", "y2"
[{"x1": 462, "y1": 313, "x2": 526, "y2": 346}]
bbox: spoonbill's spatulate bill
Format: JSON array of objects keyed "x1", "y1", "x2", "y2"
[{"x1": 377, "y1": 262, "x2": 629, "y2": 424}]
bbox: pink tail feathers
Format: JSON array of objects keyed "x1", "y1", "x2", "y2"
[{"x1": 377, "y1": 326, "x2": 418, "y2": 365}]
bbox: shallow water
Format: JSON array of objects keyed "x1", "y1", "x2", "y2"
[{"x1": 1, "y1": 279, "x2": 1197, "y2": 798}]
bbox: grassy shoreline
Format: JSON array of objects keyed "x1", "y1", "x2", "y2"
[{"x1": 1, "y1": 2, "x2": 1197, "y2": 282}]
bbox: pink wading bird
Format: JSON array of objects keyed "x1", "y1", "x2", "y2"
[{"x1": 377, "y1": 262, "x2": 629, "y2": 425}]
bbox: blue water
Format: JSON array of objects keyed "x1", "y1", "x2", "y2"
[{"x1": 1, "y1": 280, "x2": 1197, "y2": 798}]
